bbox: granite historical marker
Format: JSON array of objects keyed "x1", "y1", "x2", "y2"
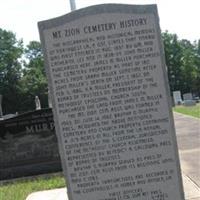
[{"x1": 38, "y1": 4, "x2": 185, "y2": 200}]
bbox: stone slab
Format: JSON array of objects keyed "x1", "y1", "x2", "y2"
[
  {"x1": 0, "y1": 109, "x2": 61, "y2": 180},
  {"x1": 184, "y1": 100, "x2": 196, "y2": 106},
  {"x1": 182, "y1": 174, "x2": 200, "y2": 200},
  {"x1": 38, "y1": 4, "x2": 184, "y2": 200},
  {"x1": 26, "y1": 188, "x2": 68, "y2": 200},
  {"x1": 183, "y1": 93, "x2": 193, "y2": 101}
]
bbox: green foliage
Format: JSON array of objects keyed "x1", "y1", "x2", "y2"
[
  {"x1": 162, "y1": 31, "x2": 200, "y2": 96},
  {"x1": 0, "y1": 28, "x2": 23, "y2": 114},
  {"x1": 19, "y1": 41, "x2": 48, "y2": 111},
  {"x1": 179, "y1": 39, "x2": 197, "y2": 93},
  {"x1": 162, "y1": 32, "x2": 183, "y2": 92},
  {"x1": 173, "y1": 103, "x2": 200, "y2": 118},
  {"x1": 193, "y1": 40, "x2": 200, "y2": 95},
  {"x1": 0, "y1": 30, "x2": 48, "y2": 113}
]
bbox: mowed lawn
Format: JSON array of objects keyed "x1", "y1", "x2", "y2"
[
  {"x1": 173, "y1": 103, "x2": 200, "y2": 118},
  {"x1": 0, "y1": 173, "x2": 65, "y2": 200}
]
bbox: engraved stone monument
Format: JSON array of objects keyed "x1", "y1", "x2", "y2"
[{"x1": 38, "y1": 4, "x2": 185, "y2": 200}]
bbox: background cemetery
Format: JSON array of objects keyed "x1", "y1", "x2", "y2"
[{"x1": 0, "y1": 29, "x2": 200, "y2": 116}]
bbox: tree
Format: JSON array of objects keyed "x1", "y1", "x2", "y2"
[
  {"x1": 162, "y1": 31, "x2": 200, "y2": 96},
  {"x1": 162, "y1": 31, "x2": 184, "y2": 93},
  {"x1": 20, "y1": 41, "x2": 48, "y2": 111},
  {"x1": 0, "y1": 28, "x2": 23, "y2": 114},
  {"x1": 179, "y1": 39, "x2": 197, "y2": 94},
  {"x1": 193, "y1": 40, "x2": 200, "y2": 96}
]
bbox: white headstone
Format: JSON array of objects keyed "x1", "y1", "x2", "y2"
[
  {"x1": 39, "y1": 4, "x2": 184, "y2": 200},
  {"x1": 173, "y1": 91, "x2": 182, "y2": 105}
]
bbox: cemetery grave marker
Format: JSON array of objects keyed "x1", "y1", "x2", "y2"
[
  {"x1": 183, "y1": 93, "x2": 196, "y2": 106},
  {"x1": 173, "y1": 91, "x2": 182, "y2": 105}
]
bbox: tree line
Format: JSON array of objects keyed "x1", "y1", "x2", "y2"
[
  {"x1": 0, "y1": 28, "x2": 47, "y2": 114},
  {"x1": 0, "y1": 28, "x2": 200, "y2": 114}
]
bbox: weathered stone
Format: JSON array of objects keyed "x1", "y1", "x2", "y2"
[
  {"x1": 173, "y1": 91, "x2": 182, "y2": 105},
  {"x1": 38, "y1": 4, "x2": 184, "y2": 200},
  {"x1": 0, "y1": 109, "x2": 61, "y2": 180}
]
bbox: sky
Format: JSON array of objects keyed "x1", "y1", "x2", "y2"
[{"x1": 0, "y1": 0, "x2": 199, "y2": 45}]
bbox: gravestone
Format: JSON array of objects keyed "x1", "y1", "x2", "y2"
[
  {"x1": 183, "y1": 93, "x2": 196, "y2": 106},
  {"x1": 183, "y1": 93, "x2": 193, "y2": 101},
  {"x1": 38, "y1": 4, "x2": 185, "y2": 200},
  {"x1": 173, "y1": 91, "x2": 182, "y2": 105},
  {"x1": 0, "y1": 108, "x2": 61, "y2": 180}
]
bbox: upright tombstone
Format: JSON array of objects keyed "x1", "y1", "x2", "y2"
[
  {"x1": 183, "y1": 93, "x2": 196, "y2": 106},
  {"x1": 183, "y1": 93, "x2": 193, "y2": 101},
  {"x1": 173, "y1": 91, "x2": 182, "y2": 105},
  {"x1": 39, "y1": 4, "x2": 184, "y2": 200}
]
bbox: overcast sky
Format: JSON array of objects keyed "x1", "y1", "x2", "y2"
[{"x1": 0, "y1": 0, "x2": 199, "y2": 45}]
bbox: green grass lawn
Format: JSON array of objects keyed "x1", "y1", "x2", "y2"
[
  {"x1": 173, "y1": 103, "x2": 200, "y2": 118},
  {"x1": 0, "y1": 173, "x2": 65, "y2": 200}
]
